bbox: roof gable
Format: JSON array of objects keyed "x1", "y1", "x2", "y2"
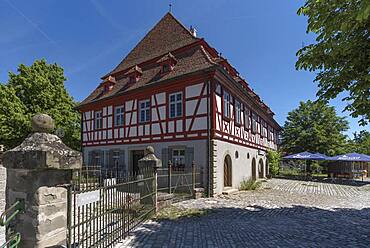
[{"x1": 109, "y1": 12, "x2": 198, "y2": 76}]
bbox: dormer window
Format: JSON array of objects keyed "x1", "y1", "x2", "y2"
[
  {"x1": 162, "y1": 64, "x2": 170, "y2": 74},
  {"x1": 157, "y1": 52, "x2": 176, "y2": 74},
  {"x1": 101, "y1": 75, "x2": 116, "y2": 94},
  {"x1": 126, "y1": 65, "x2": 142, "y2": 84},
  {"x1": 129, "y1": 75, "x2": 136, "y2": 84}
]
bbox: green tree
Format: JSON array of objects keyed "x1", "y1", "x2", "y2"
[
  {"x1": 267, "y1": 149, "x2": 281, "y2": 176},
  {"x1": 296, "y1": 0, "x2": 370, "y2": 126},
  {"x1": 347, "y1": 130, "x2": 370, "y2": 154},
  {"x1": 281, "y1": 100, "x2": 349, "y2": 156},
  {"x1": 0, "y1": 59, "x2": 80, "y2": 150}
]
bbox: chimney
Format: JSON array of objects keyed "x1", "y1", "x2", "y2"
[{"x1": 190, "y1": 25, "x2": 197, "y2": 37}]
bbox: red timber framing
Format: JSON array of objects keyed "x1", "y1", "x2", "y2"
[
  {"x1": 210, "y1": 70, "x2": 280, "y2": 152},
  {"x1": 80, "y1": 72, "x2": 213, "y2": 147}
]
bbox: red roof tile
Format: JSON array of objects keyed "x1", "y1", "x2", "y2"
[{"x1": 108, "y1": 12, "x2": 198, "y2": 76}]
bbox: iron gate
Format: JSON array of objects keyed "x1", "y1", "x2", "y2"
[{"x1": 67, "y1": 165, "x2": 156, "y2": 248}]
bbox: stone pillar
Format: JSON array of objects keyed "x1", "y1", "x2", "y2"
[
  {"x1": 3, "y1": 114, "x2": 82, "y2": 248},
  {"x1": 138, "y1": 146, "x2": 162, "y2": 212}
]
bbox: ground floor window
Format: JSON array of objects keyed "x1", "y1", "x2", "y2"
[
  {"x1": 172, "y1": 149, "x2": 185, "y2": 171},
  {"x1": 94, "y1": 153, "x2": 102, "y2": 167}
]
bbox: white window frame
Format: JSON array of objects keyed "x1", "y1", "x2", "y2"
[
  {"x1": 139, "y1": 99, "x2": 151, "y2": 123},
  {"x1": 114, "y1": 105, "x2": 124, "y2": 126},
  {"x1": 169, "y1": 92, "x2": 183, "y2": 118},
  {"x1": 95, "y1": 110, "x2": 103, "y2": 130},
  {"x1": 235, "y1": 100, "x2": 241, "y2": 124},
  {"x1": 94, "y1": 153, "x2": 102, "y2": 167},
  {"x1": 172, "y1": 149, "x2": 185, "y2": 168},
  {"x1": 223, "y1": 90, "x2": 230, "y2": 118},
  {"x1": 244, "y1": 106, "x2": 250, "y2": 130},
  {"x1": 252, "y1": 112, "x2": 257, "y2": 134}
]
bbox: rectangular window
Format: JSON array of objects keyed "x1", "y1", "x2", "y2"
[
  {"x1": 114, "y1": 106, "x2": 124, "y2": 126},
  {"x1": 95, "y1": 111, "x2": 103, "y2": 129},
  {"x1": 94, "y1": 153, "x2": 102, "y2": 167},
  {"x1": 223, "y1": 90, "x2": 230, "y2": 118},
  {"x1": 244, "y1": 107, "x2": 250, "y2": 129},
  {"x1": 172, "y1": 149, "x2": 185, "y2": 170},
  {"x1": 169, "y1": 92, "x2": 183, "y2": 118},
  {"x1": 235, "y1": 100, "x2": 241, "y2": 124},
  {"x1": 252, "y1": 112, "x2": 257, "y2": 133},
  {"x1": 260, "y1": 119, "x2": 264, "y2": 136},
  {"x1": 139, "y1": 99, "x2": 151, "y2": 123}
]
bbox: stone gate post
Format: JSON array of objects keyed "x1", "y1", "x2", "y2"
[
  {"x1": 138, "y1": 146, "x2": 162, "y2": 212},
  {"x1": 2, "y1": 114, "x2": 82, "y2": 248}
]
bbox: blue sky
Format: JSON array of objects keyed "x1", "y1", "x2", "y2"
[{"x1": 0, "y1": 0, "x2": 368, "y2": 136}]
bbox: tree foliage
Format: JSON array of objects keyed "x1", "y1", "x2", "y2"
[
  {"x1": 267, "y1": 149, "x2": 281, "y2": 176},
  {"x1": 296, "y1": 0, "x2": 370, "y2": 126},
  {"x1": 281, "y1": 100, "x2": 349, "y2": 156},
  {"x1": 0, "y1": 60, "x2": 80, "y2": 150},
  {"x1": 347, "y1": 130, "x2": 370, "y2": 154}
]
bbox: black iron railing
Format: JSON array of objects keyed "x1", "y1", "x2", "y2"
[{"x1": 66, "y1": 165, "x2": 156, "y2": 248}]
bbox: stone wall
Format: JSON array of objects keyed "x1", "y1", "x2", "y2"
[{"x1": 0, "y1": 147, "x2": 6, "y2": 245}]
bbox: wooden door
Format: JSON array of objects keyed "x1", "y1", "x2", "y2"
[{"x1": 224, "y1": 155, "x2": 232, "y2": 187}]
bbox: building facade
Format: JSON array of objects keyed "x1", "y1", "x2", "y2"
[{"x1": 77, "y1": 13, "x2": 281, "y2": 195}]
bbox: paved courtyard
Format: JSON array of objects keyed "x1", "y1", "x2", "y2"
[{"x1": 118, "y1": 178, "x2": 370, "y2": 248}]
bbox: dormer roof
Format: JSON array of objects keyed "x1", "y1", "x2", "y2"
[
  {"x1": 125, "y1": 65, "x2": 143, "y2": 76},
  {"x1": 157, "y1": 52, "x2": 177, "y2": 64}
]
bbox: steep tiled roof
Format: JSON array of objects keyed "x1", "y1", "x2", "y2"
[
  {"x1": 108, "y1": 12, "x2": 198, "y2": 76},
  {"x1": 79, "y1": 45, "x2": 215, "y2": 106}
]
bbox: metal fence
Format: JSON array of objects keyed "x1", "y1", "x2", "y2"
[
  {"x1": 66, "y1": 165, "x2": 156, "y2": 248},
  {"x1": 157, "y1": 161, "x2": 202, "y2": 200}
]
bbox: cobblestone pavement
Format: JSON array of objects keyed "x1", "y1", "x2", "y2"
[{"x1": 117, "y1": 179, "x2": 370, "y2": 248}]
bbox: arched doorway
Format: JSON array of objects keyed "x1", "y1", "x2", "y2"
[
  {"x1": 265, "y1": 160, "x2": 269, "y2": 177},
  {"x1": 224, "y1": 155, "x2": 232, "y2": 187},
  {"x1": 258, "y1": 158, "x2": 264, "y2": 178},
  {"x1": 251, "y1": 158, "x2": 256, "y2": 180}
]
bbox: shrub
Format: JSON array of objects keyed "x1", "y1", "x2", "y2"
[
  {"x1": 239, "y1": 179, "x2": 261, "y2": 191},
  {"x1": 267, "y1": 150, "x2": 281, "y2": 176}
]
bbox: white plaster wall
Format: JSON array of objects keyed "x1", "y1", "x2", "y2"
[{"x1": 213, "y1": 139, "x2": 267, "y2": 195}]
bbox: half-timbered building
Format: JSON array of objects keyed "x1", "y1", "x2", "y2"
[{"x1": 77, "y1": 12, "x2": 281, "y2": 195}]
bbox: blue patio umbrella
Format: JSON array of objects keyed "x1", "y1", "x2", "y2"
[
  {"x1": 314, "y1": 152, "x2": 329, "y2": 160},
  {"x1": 329, "y1": 153, "x2": 370, "y2": 162},
  {"x1": 283, "y1": 151, "x2": 326, "y2": 161}
]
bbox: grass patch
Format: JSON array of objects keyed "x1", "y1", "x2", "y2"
[
  {"x1": 239, "y1": 179, "x2": 262, "y2": 191},
  {"x1": 154, "y1": 206, "x2": 210, "y2": 221}
]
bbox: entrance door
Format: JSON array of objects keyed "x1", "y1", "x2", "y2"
[
  {"x1": 258, "y1": 159, "x2": 264, "y2": 178},
  {"x1": 252, "y1": 158, "x2": 257, "y2": 180},
  {"x1": 224, "y1": 155, "x2": 232, "y2": 187},
  {"x1": 131, "y1": 150, "x2": 144, "y2": 175}
]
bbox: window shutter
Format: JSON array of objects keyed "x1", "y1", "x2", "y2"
[
  {"x1": 185, "y1": 147, "x2": 194, "y2": 167},
  {"x1": 119, "y1": 150, "x2": 125, "y2": 169},
  {"x1": 98, "y1": 150, "x2": 104, "y2": 168},
  {"x1": 108, "y1": 150, "x2": 114, "y2": 168},
  {"x1": 162, "y1": 148, "x2": 169, "y2": 167},
  {"x1": 88, "y1": 151, "x2": 94, "y2": 166}
]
